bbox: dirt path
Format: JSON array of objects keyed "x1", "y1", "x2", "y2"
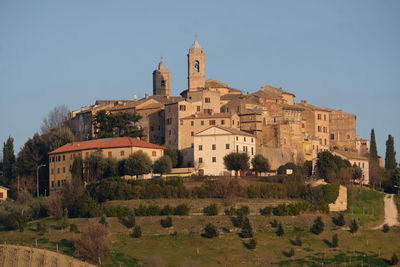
[{"x1": 375, "y1": 194, "x2": 399, "y2": 229}]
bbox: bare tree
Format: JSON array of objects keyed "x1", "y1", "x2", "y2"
[
  {"x1": 45, "y1": 192, "x2": 63, "y2": 219},
  {"x1": 74, "y1": 222, "x2": 111, "y2": 264},
  {"x1": 41, "y1": 105, "x2": 70, "y2": 134}
]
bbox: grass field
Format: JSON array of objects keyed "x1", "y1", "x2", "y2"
[{"x1": 0, "y1": 188, "x2": 396, "y2": 266}]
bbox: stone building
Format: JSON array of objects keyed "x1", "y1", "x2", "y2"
[
  {"x1": 194, "y1": 126, "x2": 255, "y2": 176},
  {"x1": 48, "y1": 137, "x2": 165, "y2": 194}
]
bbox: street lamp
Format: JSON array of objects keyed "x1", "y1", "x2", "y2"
[{"x1": 36, "y1": 164, "x2": 46, "y2": 197}]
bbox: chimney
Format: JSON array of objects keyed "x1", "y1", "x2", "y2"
[{"x1": 301, "y1": 100, "x2": 307, "y2": 104}]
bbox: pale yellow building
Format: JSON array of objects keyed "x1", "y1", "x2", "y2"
[
  {"x1": 48, "y1": 137, "x2": 165, "y2": 194},
  {"x1": 194, "y1": 126, "x2": 256, "y2": 176},
  {"x1": 0, "y1": 186, "x2": 9, "y2": 201},
  {"x1": 333, "y1": 150, "x2": 370, "y2": 184}
]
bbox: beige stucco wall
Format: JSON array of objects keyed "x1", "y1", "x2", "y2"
[{"x1": 0, "y1": 187, "x2": 8, "y2": 200}]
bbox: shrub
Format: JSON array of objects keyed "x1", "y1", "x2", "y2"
[
  {"x1": 202, "y1": 223, "x2": 219, "y2": 238},
  {"x1": 36, "y1": 222, "x2": 47, "y2": 235},
  {"x1": 160, "y1": 205, "x2": 174, "y2": 215},
  {"x1": 240, "y1": 217, "x2": 253, "y2": 238},
  {"x1": 310, "y1": 216, "x2": 324, "y2": 235},
  {"x1": 270, "y1": 219, "x2": 278, "y2": 228},
  {"x1": 276, "y1": 223, "x2": 284, "y2": 236},
  {"x1": 260, "y1": 206, "x2": 273, "y2": 216},
  {"x1": 224, "y1": 206, "x2": 236, "y2": 215},
  {"x1": 102, "y1": 205, "x2": 131, "y2": 217},
  {"x1": 382, "y1": 223, "x2": 390, "y2": 233},
  {"x1": 146, "y1": 205, "x2": 161, "y2": 216},
  {"x1": 293, "y1": 236, "x2": 302, "y2": 246},
  {"x1": 245, "y1": 239, "x2": 257, "y2": 250},
  {"x1": 174, "y1": 204, "x2": 190, "y2": 216},
  {"x1": 131, "y1": 225, "x2": 142, "y2": 238},
  {"x1": 232, "y1": 213, "x2": 245, "y2": 228},
  {"x1": 332, "y1": 213, "x2": 345, "y2": 227},
  {"x1": 349, "y1": 219, "x2": 359, "y2": 234},
  {"x1": 160, "y1": 217, "x2": 173, "y2": 228},
  {"x1": 331, "y1": 233, "x2": 339, "y2": 248},
  {"x1": 121, "y1": 215, "x2": 135, "y2": 228},
  {"x1": 74, "y1": 223, "x2": 111, "y2": 264},
  {"x1": 237, "y1": 205, "x2": 250, "y2": 216},
  {"x1": 69, "y1": 223, "x2": 79, "y2": 233},
  {"x1": 99, "y1": 216, "x2": 108, "y2": 226},
  {"x1": 203, "y1": 203, "x2": 219, "y2": 216},
  {"x1": 390, "y1": 253, "x2": 398, "y2": 265},
  {"x1": 286, "y1": 248, "x2": 295, "y2": 257}
]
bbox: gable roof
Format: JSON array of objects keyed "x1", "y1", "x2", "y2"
[
  {"x1": 49, "y1": 137, "x2": 165, "y2": 155},
  {"x1": 333, "y1": 150, "x2": 369, "y2": 161},
  {"x1": 195, "y1": 126, "x2": 254, "y2": 137},
  {"x1": 0, "y1": 186, "x2": 10, "y2": 191}
]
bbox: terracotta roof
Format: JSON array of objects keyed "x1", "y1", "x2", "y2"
[
  {"x1": 49, "y1": 137, "x2": 165, "y2": 155},
  {"x1": 181, "y1": 112, "x2": 233, "y2": 120}
]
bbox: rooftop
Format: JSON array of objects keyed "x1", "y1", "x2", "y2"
[
  {"x1": 49, "y1": 137, "x2": 165, "y2": 155},
  {"x1": 181, "y1": 112, "x2": 233, "y2": 120},
  {"x1": 195, "y1": 126, "x2": 254, "y2": 137}
]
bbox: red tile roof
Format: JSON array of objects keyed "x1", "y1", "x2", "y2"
[{"x1": 49, "y1": 137, "x2": 165, "y2": 155}]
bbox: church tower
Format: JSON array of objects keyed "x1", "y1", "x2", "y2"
[
  {"x1": 153, "y1": 61, "x2": 170, "y2": 96},
  {"x1": 187, "y1": 40, "x2": 205, "y2": 91}
]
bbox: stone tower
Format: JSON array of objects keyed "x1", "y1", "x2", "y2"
[
  {"x1": 187, "y1": 40, "x2": 205, "y2": 91},
  {"x1": 153, "y1": 61, "x2": 171, "y2": 96}
]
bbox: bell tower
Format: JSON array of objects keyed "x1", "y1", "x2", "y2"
[
  {"x1": 187, "y1": 40, "x2": 205, "y2": 91},
  {"x1": 153, "y1": 60, "x2": 170, "y2": 96}
]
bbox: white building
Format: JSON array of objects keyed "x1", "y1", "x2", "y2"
[
  {"x1": 194, "y1": 126, "x2": 256, "y2": 176},
  {"x1": 333, "y1": 150, "x2": 370, "y2": 185}
]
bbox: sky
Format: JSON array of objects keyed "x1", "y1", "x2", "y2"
[{"x1": 0, "y1": 0, "x2": 399, "y2": 161}]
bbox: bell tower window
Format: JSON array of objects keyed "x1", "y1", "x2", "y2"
[
  {"x1": 194, "y1": 60, "x2": 200, "y2": 72},
  {"x1": 161, "y1": 79, "x2": 166, "y2": 87}
]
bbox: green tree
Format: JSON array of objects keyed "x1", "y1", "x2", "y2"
[
  {"x1": 84, "y1": 153, "x2": 107, "y2": 182},
  {"x1": 276, "y1": 223, "x2": 284, "y2": 236},
  {"x1": 2, "y1": 137, "x2": 16, "y2": 180},
  {"x1": 251, "y1": 154, "x2": 270, "y2": 175},
  {"x1": 153, "y1": 155, "x2": 172, "y2": 175},
  {"x1": 352, "y1": 164, "x2": 363, "y2": 183},
  {"x1": 369, "y1": 129, "x2": 382, "y2": 188},
  {"x1": 202, "y1": 223, "x2": 219, "y2": 238},
  {"x1": 71, "y1": 156, "x2": 83, "y2": 180},
  {"x1": 49, "y1": 127, "x2": 75, "y2": 150},
  {"x1": 331, "y1": 233, "x2": 339, "y2": 248},
  {"x1": 223, "y1": 152, "x2": 250, "y2": 177},
  {"x1": 370, "y1": 129, "x2": 378, "y2": 159},
  {"x1": 164, "y1": 146, "x2": 179, "y2": 168},
  {"x1": 310, "y1": 216, "x2": 324, "y2": 235},
  {"x1": 316, "y1": 151, "x2": 351, "y2": 180},
  {"x1": 385, "y1": 135, "x2": 397, "y2": 170},
  {"x1": 240, "y1": 216, "x2": 253, "y2": 238},
  {"x1": 93, "y1": 110, "x2": 143, "y2": 138},
  {"x1": 124, "y1": 151, "x2": 152, "y2": 178},
  {"x1": 349, "y1": 219, "x2": 359, "y2": 233},
  {"x1": 391, "y1": 168, "x2": 400, "y2": 194}
]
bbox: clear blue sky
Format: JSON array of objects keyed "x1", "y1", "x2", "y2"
[{"x1": 0, "y1": 0, "x2": 399, "y2": 161}]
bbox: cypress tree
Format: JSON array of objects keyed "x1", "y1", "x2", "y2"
[
  {"x1": 385, "y1": 135, "x2": 397, "y2": 170},
  {"x1": 370, "y1": 129, "x2": 378, "y2": 159},
  {"x1": 2, "y1": 137, "x2": 16, "y2": 179}
]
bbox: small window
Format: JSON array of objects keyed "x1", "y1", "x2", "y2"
[
  {"x1": 194, "y1": 60, "x2": 200, "y2": 72},
  {"x1": 57, "y1": 168, "x2": 60, "y2": 174},
  {"x1": 51, "y1": 169, "x2": 54, "y2": 175},
  {"x1": 212, "y1": 157, "x2": 216, "y2": 163},
  {"x1": 63, "y1": 167, "x2": 66, "y2": 173},
  {"x1": 251, "y1": 138, "x2": 254, "y2": 143},
  {"x1": 318, "y1": 126, "x2": 321, "y2": 132},
  {"x1": 120, "y1": 151, "x2": 125, "y2": 156},
  {"x1": 209, "y1": 120, "x2": 216, "y2": 125},
  {"x1": 330, "y1": 134, "x2": 335, "y2": 140},
  {"x1": 324, "y1": 114, "x2": 327, "y2": 121},
  {"x1": 152, "y1": 151, "x2": 157, "y2": 157},
  {"x1": 57, "y1": 180, "x2": 60, "y2": 187},
  {"x1": 179, "y1": 105, "x2": 186, "y2": 111},
  {"x1": 199, "y1": 145, "x2": 203, "y2": 151},
  {"x1": 226, "y1": 144, "x2": 230, "y2": 149},
  {"x1": 199, "y1": 157, "x2": 203, "y2": 163},
  {"x1": 191, "y1": 121, "x2": 194, "y2": 126},
  {"x1": 236, "y1": 145, "x2": 239, "y2": 152},
  {"x1": 324, "y1": 139, "x2": 327, "y2": 145},
  {"x1": 201, "y1": 121, "x2": 204, "y2": 126},
  {"x1": 251, "y1": 147, "x2": 254, "y2": 155},
  {"x1": 191, "y1": 131, "x2": 194, "y2": 136},
  {"x1": 108, "y1": 151, "x2": 112, "y2": 157},
  {"x1": 221, "y1": 119, "x2": 225, "y2": 125},
  {"x1": 317, "y1": 114, "x2": 321, "y2": 120},
  {"x1": 244, "y1": 137, "x2": 246, "y2": 142},
  {"x1": 191, "y1": 143, "x2": 194, "y2": 148},
  {"x1": 236, "y1": 136, "x2": 238, "y2": 141},
  {"x1": 51, "y1": 181, "x2": 54, "y2": 188},
  {"x1": 212, "y1": 144, "x2": 216, "y2": 150},
  {"x1": 62, "y1": 155, "x2": 65, "y2": 161},
  {"x1": 197, "y1": 106, "x2": 201, "y2": 112},
  {"x1": 205, "y1": 97, "x2": 211, "y2": 103}
]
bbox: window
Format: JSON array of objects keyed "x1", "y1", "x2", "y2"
[
  {"x1": 302, "y1": 123, "x2": 305, "y2": 128},
  {"x1": 179, "y1": 105, "x2": 186, "y2": 111},
  {"x1": 63, "y1": 167, "x2": 66, "y2": 173},
  {"x1": 51, "y1": 169, "x2": 54, "y2": 175},
  {"x1": 199, "y1": 145, "x2": 203, "y2": 151},
  {"x1": 232, "y1": 120, "x2": 235, "y2": 125},
  {"x1": 209, "y1": 120, "x2": 216, "y2": 125},
  {"x1": 51, "y1": 181, "x2": 54, "y2": 188},
  {"x1": 180, "y1": 120, "x2": 183, "y2": 126},
  {"x1": 251, "y1": 138, "x2": 254, "y2": 143},
  {"x1": 161, "y1": 79, "x2": 166, "y2": 86},
  {"x1": 236, "y1": 136, "x2": 238, "y2": 141},
  {"x1": 63, "y1": 155, "x2": 65, "y2": 161},
  {"x1": 191, "y1": 143, "x2": 194, "y2": 148},
  {"x1": 212, "y1": 157, "x2": 216, "y2": 163},
  {"x1": 108, "y1": 151, "x2": 112, "y2": 157},
  {"x1": 221, "y1": 119, "x2": 225, "y2": 125},
  {"x1": 318, "y1": 126, "x2": 321, "y2": 132},
  {"x1": 251, "y1": 147, "x2": 254, "y2": 155},
  {"x1": 205, "y1": 97, "x2": 211, "y2": 103},
  {"x1": 236, "y1": 145, "x2": 239, "y2": 152},
  {"x1": 198, "y1": 157, "x2": 203, "y2": 163},
  {"x1": 191, "y1": 121, "x2": 194, "y2": 126},
  {"x1": 120, "y1": 151, "x2": 125, "y2": 156},
  {"x1": 330, "y1": 134, "x2": 335, "y2": 140},
  {"x1": 57, "y1": 180, "x2": 60, "y2": 187},
  {"x1": 150, "y1": 126, "x2": 154, "y2": 132},
  {"x1": 194, "y1": 60, "x2": 200, "y2": 72},
  {"x1": 197, "y1": 106, "x2": 201, "y2": 112},
  {"x1": 362, "y1": 162, "x2": 365, "y2": 168},
  {"x1": 86, "y1": 152, "x2": 89, "y2": 157},
  {"x1": 244, "y1": 137, "x2": 246, "y2": 142},
  {"x1": 58, "y1": 156, "x2": 61, "y2": 161},
  {"x1": 201, "y1": 121, "x2": 204, "y2": 126},
  {"x1": 57, "y1": 168, "x2": 60, "y2": 174},
  {"x1": 324, "y1": 139, "x2": 327, "y2": 145},
  {"x1": 169, "y1": 130, "x2": 171, "y2": 135},
  {"x1": 191, "y1": 131, "x2": 194, "y2": 136},
  {"x1": 212, "y1": 144, "x2": 216, "y2": 150},
  {"x1": 317, "y1": 114, "x2": 321, "y2": 120},
  {"x1": 152, "y1": 151, "x2": 157, "y2": 157},
  {"x1": 226, "y1": 144, "x2": 230, "y2": 149}
]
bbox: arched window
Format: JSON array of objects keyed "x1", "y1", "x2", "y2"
[
  {"x1": 194, "y1": 60, "x2": 200, "y2": 72},
  {"x1": 161, "y1": 79, "x2": 166, "y2": 86}
]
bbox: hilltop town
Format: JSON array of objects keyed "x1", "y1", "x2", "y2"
[{"x1": 66, "y1": 40, "x2": 370, "y2": 177}]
